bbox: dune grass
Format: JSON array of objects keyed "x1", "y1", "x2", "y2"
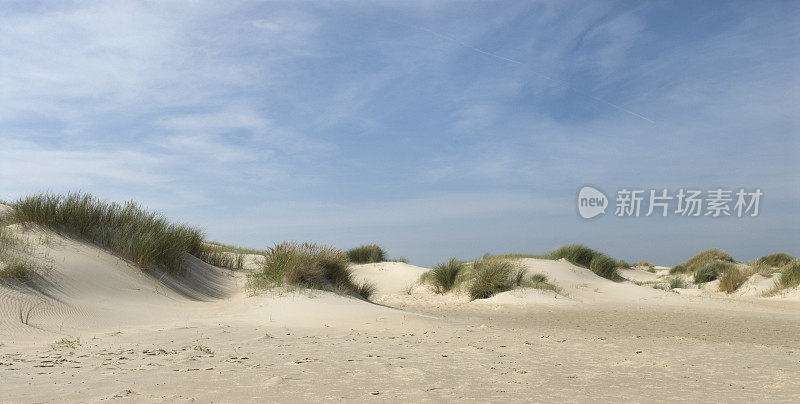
[
  {"x1": 718, "y1": 267, "x2": 748, "y2": 294},
  {"x1": 777, "y1": 259, "x2": 800, "y2": 289},
  {"x1": 468, "y1": 258, "x2": 522, "y2": 300},
  {"x1": 751, "y1": 253, "x2": 795, "y2": 267},
  {"x1": 669, "y1": 264, "x2": 688, "y2": 274},
  {"x1": 346, "y1": 244, "x2": 386, "y2": 264},
  {"x1": 421, "y1": 257, "x2": 465, "y2": 294},
  {"x1": 8, "y1": 193, "x2": 205, "y2": 272},
  {"x1": 196, "y1": 241, "x2": 263, "y2": 270},
  {"x1": 422, "y1": 256, "x2": 562, "y2": 300},
  {"x1": 669, "y1": 277, "x2": 688, "y2": 289},
  {"x1": 682, "y1": 249, "x2": 737, "y2": 273},
  {"x1": 545, "y1": 244, "x2": 620, "y2": 280},
  {"x1": 528, "y1": 273, "x2": 563, "y2": 295},
  {"x1": 487, "y1": 253, "x2": 547, "y2": 260},
  {"x1": 589, "y1": 254, "x2": 618, "y2": 279},
  {"x1": 0, "y1": 225, "x2": 42, "y2": 282},
  {"x1": 248, "y1": 241, "x2": 374, "y2": 300},
  {"x1": 546, "y1": 244, "x2": 597, "y2": 267},
  {"x1": 693, "y1": 261, "x2": 734, "y2": 284}
]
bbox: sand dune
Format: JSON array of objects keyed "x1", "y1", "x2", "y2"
[{"x1": 3, "y1": 224, "x2": 800, "y2": 402}]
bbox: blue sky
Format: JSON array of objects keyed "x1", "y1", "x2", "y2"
[{"x1": 1, "y1": 1, "x2": 798, "y2": 266}]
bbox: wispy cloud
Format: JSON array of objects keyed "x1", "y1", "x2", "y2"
[{"x1": 1, "y1": 1, "x2": 797, "y2": 265}]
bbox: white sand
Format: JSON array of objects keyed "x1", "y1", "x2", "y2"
[{"x1": 2, "y1": 225, "x2": 800, "y2": 402}]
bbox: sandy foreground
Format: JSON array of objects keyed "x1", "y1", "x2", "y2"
[{"x1": 2, "y1": 227, "x2": 800, "y2": 403}]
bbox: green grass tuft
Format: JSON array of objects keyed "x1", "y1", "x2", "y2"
[
  {"x1": 718, "y1": 267, "x2": 748, "y2": 294},
  {"x1": 751, "y1": 253, "x2": 795, "y2": 267},
  {"x1": 545, "y1": 244, "x2": 619, "y2": 279},
  {"x1": 528, "y1": 273, "x2": 563, "y2": 295},
  {"x1": 778, "y1": 259, "x2": 800, "y2": 289},
  {"x1": 693, "y1": 262, "x2": 734, "y2": 284},
  {"x1": 682, "y1": 248, "x2": 737, "y2": 273},
  {"x1": 468, "y1": 258, "x2": 518, "y2": 300},
  {"x1": 669, "y1": 277, "x2": 688, "y2": 289},
  {"x1": 589, "y1": 254, "x2": 618, "y2": 279},
  {"x1": 355, "y1": 281, "x2": 377, "y2": 300},
  {"x1": 346, "y1": 244, "x2": 386, "y2": 264},
  {"x1": 546, "y1": 244, "x2": 597, "y2": 268},
  {"x1": 249, "y1": 241, "x2": 369, "y2": 299},
  {"x1": 421, "y1": 258, "x2": 465, "y2": 294},
  {"x1": 8, "y1": 192, "x2": 205, "y2": 272},
  {"x1": 196, "y1": 241, "x2": 260, "y2": 270},
  {"x1": 669, "y1": 264, "x2": 688, "y2": 274},
  {"x1": 1, "y1": 224, "x2": 47, "y2": 282}
]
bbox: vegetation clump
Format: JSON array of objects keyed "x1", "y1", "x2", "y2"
[
  {"x1": 546, "y1": 244, "x2": 619, "y2": 279},
  {"x1": 346, "y1": 244, "x2": 386, "y2": 264},
  {"x1": 249, "y1": 241, "x2": 374, "y2": 300},
  {"x1": 196, "y1": 241, "x2": 262, "y2": 270},
  {"x1": 693, "y1": 261, "x2": 734, "y2": 284},
  {"x1": 682, "y1": 249, "x2": 736, "y2": 273},
  {"x1": 546, "y1": 244, "x2": 597, "y2": 268},
  {"x1": 669, "y1": 277, "x2": 688, "y2": 289},
  {"x1": 589, "y1": 254, "x2": 618, "y2": 279},
  {"x1": 468, "y1": 258, "x2": 523, "y2": 300},
  {"x1": 718, "y1": 267, "x2": 748, "y2": 294},
  {"x1": 669, "y1": 264, "x2": 688, "y2": 274},
  {"x1": 777, "y1": 259, "x2": 800, "y2": 290},
  {"x1": 421, "y1": 258, "x2": 465, "y2": 294},
  {"x1": 528, "y1": 273, "x2": 563, "y2": 294},
  {"x1": 751, "y1": 253, "x2": 795, "y2": 267},
  {"x1": 8, "y1": 193, "x2": 205, "y2": 272},
  {"x1": 1, "y1": 222, "x2": 45, "y2": 282}
]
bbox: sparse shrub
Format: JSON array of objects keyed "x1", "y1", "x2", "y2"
[
  {"x1": 616, "y1": 259, "x2": 631, "y2": 269},
  {"x1": 634, "y1": 260, "x2": 652, "y2": 267},
  {"x1": 346, "y1": 244, "x2": 386, "y2": 264},
  {"x1": 589, "y1": 254, "x2": 618, "y2": 279},
  {"x1": 547, "y1": 244, "x2": 597, "y2": 267},
  {"x1": 778, "y1": 260, "x2": 800, "y2": 289},
  {"x1": 669, "y1": 265, "x2": 688, "y2": 274},
  {"x1": 530, "y1": 273, "x2": 548, "y2": 284},
  {"x1": 669, "y1": 277, "x2": 687, "y2": 289},
  {"x1": 9, "y1": 192, "x2": 205, "y2": 272},
  {"x1": 249, "y1": 241, "x2": 370, "y2": 299},
  {"x1": 719, "y1": 267, "x2": 748, "y2": 293},
  {"x1": 468, "y1": 258, "x2": 518, "y2": 300},
  {"x1": 422, "y1": 258, "x2": 465, "y2": 294},
  {"x1": 751, "y1": 253, "x2": 795, "y2": 267},
  {"x1": 682, "y1": 249, "x2": 736, "y2": 272}
]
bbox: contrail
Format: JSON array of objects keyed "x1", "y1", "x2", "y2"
[{"x1": 412, "y1": 25, "x2": 656, "y2": 124}]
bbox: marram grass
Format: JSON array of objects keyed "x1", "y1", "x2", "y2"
[
  {"x1": 249, "y1": 241, "x2": 375, "y2": 300},
  {"x1": 8, "y1": 192, "x2": 204, "y2": 272},
  {"x1": 346, "y1": 244, "x2": 386, "y2": 264},
  {"x1": 545, "y1": 244, "x2": 620, "y2": 280},
  {"x1": 421, "y1": 257, "x2": 465, "y2": 294}
]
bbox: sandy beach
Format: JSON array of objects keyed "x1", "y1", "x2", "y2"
[{"x1": 2, "y1": 223, "x2": 800, "y2": 403}]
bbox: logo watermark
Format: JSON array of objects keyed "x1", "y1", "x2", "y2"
[
  {"x1": 577, "y1": 187, "x2": 762, "y2": 219},
  {"x1": 577, "y1": 186, "x2": 608, "y2": 219}
]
